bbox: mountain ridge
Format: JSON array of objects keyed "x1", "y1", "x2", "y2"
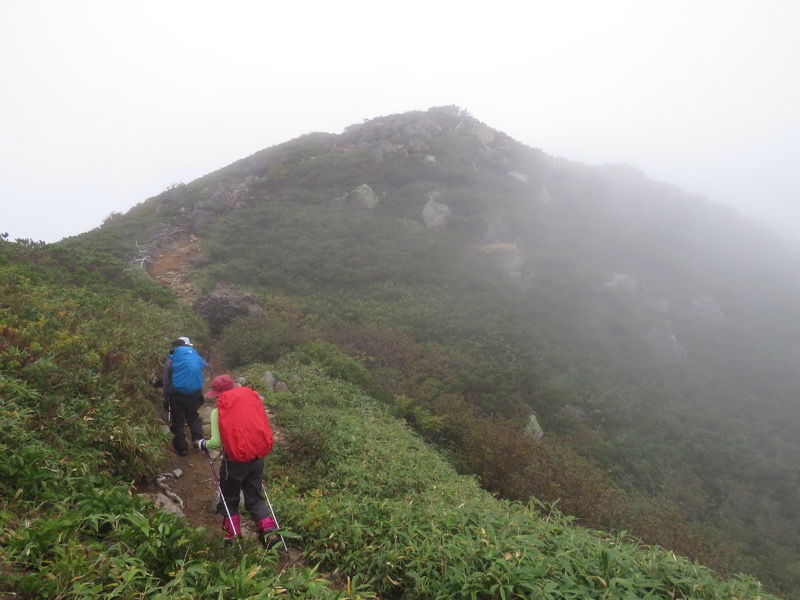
[{"x1": 61, "y1": 105, "x2": 800, "y2": 595}]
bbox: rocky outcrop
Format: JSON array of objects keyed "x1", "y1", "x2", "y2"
[
  {"x1": 335, "y1": 107, "x2": 503, "y2": 166},
  {"x1": 154, "y1": 183, "x2": 187, "y2": 216},
  {"x1": 422, "y1": 193, "x2": 451, "y2": 229},
  {"x1": 601, "y1": 272, "x2": 696, "y2": 358},
  {"x1": 261, "y1": 370, "x2": 289, "y2": 393},
  {"x1": 191, "y1": 177, "x2": 258, "y2": 229},
  {"x1": 335, "y1": 183, "x2": 379, "y2": 210},
  {"x1": 524, "y1": 414, "x2": 544, "y2": 440},
  {"x1": 147, "y1": 108, "x2": 508, "y2": 236},
  {"x1": 192, "y1": 283, "x2": 266, "y2": 334},
  {"x1": 151, "y1": 176, "x2": 258, "y2": 233}
]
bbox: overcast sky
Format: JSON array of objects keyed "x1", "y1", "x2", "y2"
[{"x1": 2, "y1": 1, "x2": 799, "y2": 244}]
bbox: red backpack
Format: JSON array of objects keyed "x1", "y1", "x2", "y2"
[{"x1": 217, "y1": 387, "x2": 274, "y2": 462}]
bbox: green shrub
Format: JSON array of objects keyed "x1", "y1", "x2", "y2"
[
  {"x1": 219, "y1": 315, "x2": 296, "y2": 367},
  {"x1": 291, "y1": 341, "x2": 375, "y2": 390}
]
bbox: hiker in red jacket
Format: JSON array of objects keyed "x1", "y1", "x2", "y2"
[{"x1": 195, "y1": 374, "x2": 279, "y2": 548}]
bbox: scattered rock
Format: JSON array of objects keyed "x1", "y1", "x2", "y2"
[
  {"x1": 139, "y1": 492, "x2": 186, "y2": 518},
  {"x1": 335, "y1": 183, "x2": 379, "y2": 210},
  {"x1": 422, "y1": 194, "x2": 451, "y2": 229},
  {"x1": 193, "y1": 283, "x2": 266, "y2": 334},
  {"x1": 263, "y1": 371, "x2": 276, "y2": 391},
  {"x1": 525, "y1": 414, "x2": 544, "y2": 440},
  {"x1": 154, "y1": 473, "x2": 185, "y2": 509}
]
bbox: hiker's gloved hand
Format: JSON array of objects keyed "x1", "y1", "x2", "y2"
[
  {"x1": 162, "y1": 397, "x2": 170, "y2": 411},
  {"x1": 194, "y1": 439, "x2": 207, "y2": 451}
]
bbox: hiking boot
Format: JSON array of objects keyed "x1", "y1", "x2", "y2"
[
  {"x1": 222, "y1": 514, "x2": 241, "y2": 542},
  {"x1": 257, "y1": 516, "x2": 279, "y2": 550},
  {"x1": 259, "y1": 531, "x2": 280, "y2": 550},
  {"x1": 173, "y1": 440, "x2": 189, "y2": 456}
]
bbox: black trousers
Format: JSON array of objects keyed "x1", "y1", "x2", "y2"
[
  {"x1": 217, "y1": 456, "x2": 269, "y2": 523},
  {"x1": 169, "y1": 391, "x2": 204, "y2": 452}
]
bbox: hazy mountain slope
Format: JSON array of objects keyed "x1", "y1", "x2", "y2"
[
  {"x1": 65, "y1": 106, "x2": 800, "y2": 595},
  {"x1": 0, "y1": 239, "x2": 779, "y2": 598}
]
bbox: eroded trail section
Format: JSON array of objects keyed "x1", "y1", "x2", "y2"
[
  {"x1": 140, "y1": 233, "x2": 220, "y2": 531},
  {"x1": 146, "y1": 234, "x2": 203, "y2": 304}
]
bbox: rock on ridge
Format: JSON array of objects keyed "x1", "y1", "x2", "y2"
[{"x1": 193, "y1": 283, "x2": 266, "y2": 334}]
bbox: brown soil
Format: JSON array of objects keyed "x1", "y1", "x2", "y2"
[
  {"x1": 145, "y1": 403, "x2": 230, "y2": 534},
  {"x1": 139, "y1": 234, "x2": 302, "y2": 564},
  {"x1": 140, "y1": 403, "x2": 291, "y2": 548},
  {"x1": 146, "y1": 234, "x2": 203, "y2": 304}
]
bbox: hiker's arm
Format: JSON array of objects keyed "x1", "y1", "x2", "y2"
[{"x1": 202, "y1": 408, "x2": 222, "y2": 452}]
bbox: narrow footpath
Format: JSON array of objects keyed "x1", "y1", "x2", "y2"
[{"x1": 137, "y1": 234, "x2": 298, "y2": 561}]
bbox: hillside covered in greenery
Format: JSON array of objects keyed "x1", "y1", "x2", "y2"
[
  {"x1": 5, "y1": 105, "x2": 800, "y2": 597},
  {"x1": 0, "y1": 239, "x2": 780, "y2": 598}
]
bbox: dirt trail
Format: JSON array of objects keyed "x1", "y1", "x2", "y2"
[
  {"x1": 146, "y1": 234, "x2": 203, "y2": 304},
  {"x1": 138, "y1": 234, "x2": 299, "y2": 562}
]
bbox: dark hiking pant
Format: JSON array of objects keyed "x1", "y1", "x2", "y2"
[
  {"x1": 217, "y1": 456, "x2": 269, "y2": 523},
  {"x1": 169, "y1": 391, "x2": 204, "y2": 453}
]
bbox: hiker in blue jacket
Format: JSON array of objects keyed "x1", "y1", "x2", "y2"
[{"x1": 163, "y1": 337, "x2": 209, "y2": 456}]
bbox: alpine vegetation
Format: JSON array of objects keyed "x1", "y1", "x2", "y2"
[{"x1": 4, "y1": 105, "x2": 800, "y2": 597}]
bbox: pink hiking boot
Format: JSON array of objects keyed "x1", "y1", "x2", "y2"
[
  {"x1": 257, "y1": 516, "x2": 279, "y2": 549},
  {"x1": 222, "y1": 514, "x2": 241, "y2": 546}
]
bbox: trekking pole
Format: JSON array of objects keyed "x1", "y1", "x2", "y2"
[
  {"x1": 261, "y1": 483, "x2": 288, "y2": 552},
  {"x1": 202, "y1": 449, "x2": 240, "y2": 541}
]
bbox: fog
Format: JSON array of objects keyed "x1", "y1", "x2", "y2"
[{"x1": 1, "y1": 1, "x2": 798, "y2": 244}]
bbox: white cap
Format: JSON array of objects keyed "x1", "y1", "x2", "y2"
[{"x1": 178, "y1": 336, "x2": 193, "y2": 347}]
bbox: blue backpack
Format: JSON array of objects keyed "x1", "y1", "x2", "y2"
[{"x1": 171, "y1": 346, "x2": 207, "y2": 394}]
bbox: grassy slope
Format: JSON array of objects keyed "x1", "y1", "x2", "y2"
[
  {"x1": 0, "y1": 240, "x2": 779, "y2": 598},
  {"x1": 256, "y1": 358, "x2": 778, "y2": 599},
  {"x1": 60, "y1": 111, "x2": 800, "y2": 593}
]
